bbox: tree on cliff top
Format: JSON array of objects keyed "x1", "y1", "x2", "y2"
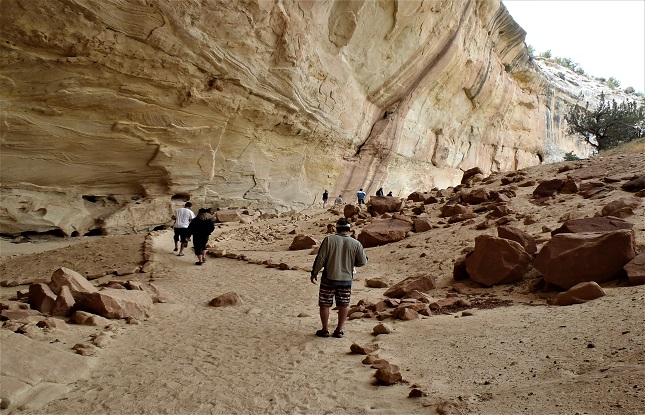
[{"x1": 565, "y1": 93, "x2": 645, "y2": 151}]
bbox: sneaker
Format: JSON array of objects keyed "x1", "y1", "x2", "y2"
[
  {"x1": 173, "y1": 248, "x2": 178, "y2": 252},
  {"x1": 195, "y1": 261, "x2": 203, "y2": 266}
]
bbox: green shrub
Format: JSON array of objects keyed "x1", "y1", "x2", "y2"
[
  {"x1": 527, "y1": 45, "x2": 535, "y2": 58},
  {"x1": 565, "y1": 92, "x2": 645, "y2": 151},
  {"x1": 563, "y1": 152, "x2": 580, "y2": 161},
  {"x1": 606, "y1": 77, "x2": 621, "y2": 89}
]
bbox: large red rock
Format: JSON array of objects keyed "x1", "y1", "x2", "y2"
[
  {"x1": 465, "y1": 236, "x2": 531, "y2": 287},
  {"x1": 461, "y1": 189, "x2": 491, "y2": 204},
  {"x1": 551, "y1": 217, "x2": 634, "y2": 236},
  {"x1": 343, "y1": 204, "x2": 360, "y2": 219},
  {"x1": 556, "y1": 282, "x2": 606, "y2": 306},
  {"x1": 1, "y1": 309, "x2": 40, "y2": 320},
  {"x1": 28, "y1": 283, "x2": 57, "y2": 314},
  {"x1": 75, "y1": 288, "x2": 154, "y2": 319},
  {"x1": 413, "y1": 218, "x2": 433, "y2": 233},
  {"x1": 452, "y1": 254, "x2": 471, "y2": 281},
  {"x1": 624, "y1": 252, "x2": 645, "y2": 285},
  {"x1": 50, "y1": 285, "x2": 75, "y2": 317},
  {"x1": 599, "y1": 197, "x2": 641, "y2": 218},
  {"x1": 384, "y1": 275, "x2": 436, "y2": 298},
  {"x1": 621, "y1": 176, "x2": 645, "y2": 192},
  {"x1": 357, "y1": 219, "x2": 413, "y2": 248},
  {"x1": 533, "y1": 230, "x2": 637, "y2": 290},
  {"x1": 497, "y1": 225, "x2": 537, "y2": 255},
  {"x1": 407, "y1": 192, "x2": 429, "y2": 202},
  {"x1": 461, "y1": 167, "x2": 484, "y2": 184},
  {"x1": 288, "y1": 234, "x2": 318, "y2": 250},
  {"x1": 49, "y1": 267, "x2": 98, "y2": 296},
  {"x1": 368, "y1": 196, "x2": 403, "y2": 215},
  {"x1": 533, "y1": 179, "x2": 564, "y2": 197},
  {"x1": 440, "y1": 204, "x2": 470, "y2": 218}
]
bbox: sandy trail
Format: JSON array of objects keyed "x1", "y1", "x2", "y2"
[
  {"x1": 34, "y1": 231, "x2": 645, "y2": 415},
  {"x1": 38, "y1": 233, "x2": 424, "y2": 415}
]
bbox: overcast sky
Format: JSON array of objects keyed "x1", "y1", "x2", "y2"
[{"x1": 503, "y1": 0, "x2": 645, "y2": 93}]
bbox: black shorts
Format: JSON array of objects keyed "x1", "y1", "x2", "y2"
[
  {"x1": 193, "y1": 235, "x2": 209, "y2": 256},
  {"x1": 173, "y1": 227, "x2": 190, "y2": 244}
]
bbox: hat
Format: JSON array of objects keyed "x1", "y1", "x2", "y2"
[{"x1": 336, "y1": 218, "x2": 351, "y2": 230}]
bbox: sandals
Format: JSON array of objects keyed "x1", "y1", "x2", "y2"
[
  {"x1": 316, "y1": 329, "x2": 344, "y2": 338},
  {"x1": 195, "y1": 261, "x2": 203, "y2": 266}
]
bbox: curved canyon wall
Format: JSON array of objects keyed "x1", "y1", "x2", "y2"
[{"x1": 0, "y1": 0, "x2": 592, "y2": 236}]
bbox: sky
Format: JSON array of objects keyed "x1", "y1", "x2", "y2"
[{"x1": 503, "y1": 0, "x2": 645, "y2": 93}]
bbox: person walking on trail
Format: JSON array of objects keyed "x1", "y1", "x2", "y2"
[
  {"x1": 322, "y1": 190, "x2": 329, "y2": 208},
  {"x1": 310, "y1": 218, "x2": 368, "y2": 338},
  {"x1": 376, "y1": 187, "x2": 384, "y2": 196},
  {"x1": 187, "y1": 208, "x2": 215, "y2": 266},
  {"x1": 334, "y1": 194, "x2": 343, "y2": 205},
  {"x1": 357, "y1": 188, "x2": 366, "y2": 205},
  {"x1": 172, "y1": 202, "x2": 195, "y2": 256}
]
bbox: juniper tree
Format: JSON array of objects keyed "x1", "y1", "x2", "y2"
[{"x1": 565, "y1": 92, "x2": 645, "y2": 151}]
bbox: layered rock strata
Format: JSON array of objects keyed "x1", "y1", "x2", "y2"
[{"x1": 0, "y1": 0, "x2": 593, "y2": 236}]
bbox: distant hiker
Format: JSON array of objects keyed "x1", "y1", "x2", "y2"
[
  {"x1": 334, "y1": 194, "x2": 343, "y2": 205},
  {"x1": 172, "y1": 202, "x2": 195, "y2": 256},
  {"x1": 376, "y1": 187, "x2": 384, "y2": 196},
  {"x1": 357, "y1": 188, "x2": 366, "y2": 205},
  {"x1": 187, "y1": 208, "x2": 215, "y2": 265},
  {"x1": 310, "y1": 218, "x2": 368, "y2": 338},
  {"x1": 387, "y1": 191, "x2": 393, "y2": 196},
  {"x1": 322, "y1": 190, "x2": 329, "y2": 208}
]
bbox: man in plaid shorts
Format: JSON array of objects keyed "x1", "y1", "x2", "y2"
[{"x1": 310, "y1": 218, "x2": 368, "y2": 338}]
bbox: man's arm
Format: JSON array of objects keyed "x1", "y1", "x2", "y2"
[
  {"x1": 310, "y1": 237, "x2": 328, "y2": 283},
  {"x1": 354, "y1": 243, "x2": 368, "y2": 268}
]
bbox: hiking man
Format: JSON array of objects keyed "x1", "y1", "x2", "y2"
[
  {"x1": 310, "y1": 218, "x2": 368, "y2": 338},
  {"x1": 376, "y1": 187, "x2": 384, "y2": 196},
  {"x1": 356, "y1": 188, "x2": 366, "y2": 205},
  {"x1": 322, "y1": 190, "x2": 329, "y2": 208},
  {"x1": 172, "y1": 202, "x2": 195, "y2": 256}
]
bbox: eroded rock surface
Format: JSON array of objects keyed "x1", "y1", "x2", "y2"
[{"x1": 0, "y1": 0, "x2": 599, "y2": 236}]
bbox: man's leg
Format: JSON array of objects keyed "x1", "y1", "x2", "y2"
[
  {"x1": 178, "y1": 229, "x2": 187, "y2": 255},
  {"x1": 173, "y1": 229, "x2": 179, "y2": 251},
  {"x1": 336, "y1": 306, "x2": 349, "y2": 333},
  {"x1": 334, "y1": 286, "x2": 352, "y2": 335},
  {"x1": 319, "y1": 306, "x2": 330, "y2": 331}
]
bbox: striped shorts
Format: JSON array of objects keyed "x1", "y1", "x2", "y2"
[{"x1": 318, "y1": 282, "x2": 352, "y2": 307}]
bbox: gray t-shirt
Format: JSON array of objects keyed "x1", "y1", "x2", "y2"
[{"x1": 311, "y1": 234, "x2": 368, "y2": 286}]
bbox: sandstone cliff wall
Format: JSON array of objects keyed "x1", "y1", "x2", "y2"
[{"x1": 0, "y1": 0, "x2": 592, "y2": 236}]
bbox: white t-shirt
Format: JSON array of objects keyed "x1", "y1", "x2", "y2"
[{"x1": 174, "y1": 207, "x2": 195, "y2": 228}]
